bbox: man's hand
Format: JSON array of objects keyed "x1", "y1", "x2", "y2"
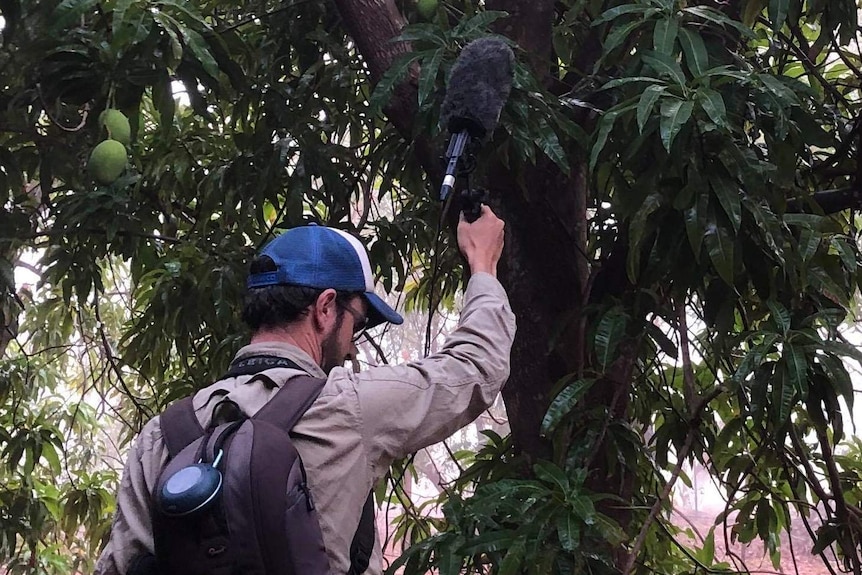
[{"x1": 457, "y1": 205, "x2": 505, "y2": 277}]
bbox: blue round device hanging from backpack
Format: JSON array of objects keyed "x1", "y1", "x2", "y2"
[{"x1": 158, "y1": 450, "x2": 224, "y2": 517}]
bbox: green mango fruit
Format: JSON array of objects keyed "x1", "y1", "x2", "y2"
[
  {"x1": 99, "y1": 109, "x2": 131, "y2": 146},
  {"x1": 417, "y1": 0, "x2": 438, "y2": 20},
  {"x1": 88, "y1": 139, "x2": 127, "y2": 185}
]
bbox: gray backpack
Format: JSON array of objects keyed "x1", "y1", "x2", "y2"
[{"x1": 135, "y1": 355, "x2": 374, "y2": 575}]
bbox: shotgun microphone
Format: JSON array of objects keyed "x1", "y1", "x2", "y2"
[{"x1": 438, "y1": 37, "x2": 515, "y2": 201}]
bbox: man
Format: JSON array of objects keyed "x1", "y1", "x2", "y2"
[{"x1": 96, "y1": 205, "x2": 516, "y2": 575}]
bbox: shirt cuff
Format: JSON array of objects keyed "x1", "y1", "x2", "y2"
[{"x1": 465, "y1": 272, "x2": 507, "y2": 299}]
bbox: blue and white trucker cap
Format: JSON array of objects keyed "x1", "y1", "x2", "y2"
[{"x1": 247, "y1": 224, "x2": 403, "y2": 328}]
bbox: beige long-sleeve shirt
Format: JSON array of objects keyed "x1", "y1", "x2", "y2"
[{"x1": 95, "y1": 272, "x2": 516, "y2": 575}]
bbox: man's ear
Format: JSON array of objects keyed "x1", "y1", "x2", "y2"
[{"x1": 311, "y1": 289, "x2": 338, "y2": 329}]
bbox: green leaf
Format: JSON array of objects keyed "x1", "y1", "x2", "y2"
[
  {"x1": 704, "y1": 218, "x2": 734, "y2": 285},
  {"x1": 768, "y1": 0, "x2": 790, "y2": 32},
  {"x1": 541, "y1": 379, "x2": 596, "y2": 436},
  {"x1": 52, "y1": 0, "x2": 99, "y2": 29},
  {"x1": 819, "y1": 354, "x2": 854, "y2": 411},
  {"x1": 710, "y1": 175, "x2": 741, "y2": 232},
  {"x1": 111, "y1": 0, "x2": 136, "y2": 38},
  {"x1": 152, "y1": 73, "x2": 175, "y2": 131},
  {"x1": 186, "y1": 29, "x2": 220, "y2": 79},
  {"x1": 760, "y1": 74, "x2": 799, "y2": 106},
  {"x1": 41, "y1": 442, "x2": 61, "y2": 476},
  {"x1": 659, "y1": 98, "x2": 693, "y2": 151},
  {"x1": 773, "y1": 365, "x2": 794, "y2": 423},
  {"x1": 628, "y1": 193, "x2": 663, "y2": 280},
  {"x1": 590, "y1": 112, "x2": 618, "y2": 169},
  {"x1": 394, "y1": 24, "x2": 448, "y2": 46},
  {"x1": 158, "y1": 0, "x2": 211, "y2": 29},
  {"x1": 812, "y1": 524, "x2": 839, "y2": 555},
  {"x1": 370, "y1": 51, "x2": 424, "y2": 113},
  {"x1": 679, "y1": 27, "x2": 709, "y2": 77},
  {"x1": 699, "y1": 528, "x2": 716, "y2": 563},
  {"x1": 603, "y1": 20, "x2": 646, "y2": 55},
  {"x1": 438, "y1": 545, "x2": 463, "y2": 575},
  {"x1": 653, "y1": 18, "x2": 679, "y2": 56},
  {"x1": 682, "y1": 6, "x2": 756, "y2": 38},
  {"x1": 700, "y1": 65, "x2": 751, "y2": 81},
  {"x1": 783, "y1": 213, "x2": 825, "y2": 230},
  {"x1": 766, "y1": 300, "x2": 791, "y2": 334},
  {"x1": 831, "y1": 237, "x2": 858, "y2": 273},
  {"x1": 809, "y1": 266, "x2": 850, "y2": 307},
  {"x1": 498, "y1": 541, "x2": 525, "y2": 575},
  {"x1": 593, "y1": 514, "x2": 626, "y2": 545},
  {"x1": 798, "y1": 228, "x2": 821, "y2": 263},
  {"x1": 643, "y1": 51, "x2": 687, "y2": 87},
  {"x1": 743, "y1": 198, "x2": 784, "y2": 264},
  {"x1": 460, "y1": 531, "x2": 516, "y2": 555},
  {"x1": 756, "y1": 499, "x2": 772, "y2": 540},
  {"x1": 732, "y1": 333, "x2": 780, "y2": 385},
  {"x1": 571, "y1": 495, "x2": 597, "y2": 523},
  {"x1": 536, "y1": 120, "x2": 571, "y2": 173},
  {"x1": 637, "y1": 85, "x2": 666, "y2": 132},
  {"x1": 418, "y1": 49, "x2": 443, "y2": 107},
  {"x1": 785, "y1": 344, "x2": 809, "y2": 397},
  {"x1": 646, "y1": 322, "x2": 678, "y2": 359},
  {"x1": 593, "y1": 4, "x2": 656, "y2": 25},
  {"x1": 451, "y1": 11, "x2": 509, "y2": 37},
  {"x1": 595, "y1": 307, "x2": 627, "y2": 370},
  {"x1": 557, "y1": 513, "x2": 581, "y2": 552},
  {"x1": 534, "y1": 460, "x2": 570, "y2": 493},
  {"x1": 600, "y1": 76, "x2": 665, "y2": 90},
  {"x1": 699, "y1": 88, "x2": 727, "y2": 127},
  {"x1": 743, "y1": 0, "x2": 768, "y2": 27}
]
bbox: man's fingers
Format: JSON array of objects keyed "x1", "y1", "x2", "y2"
[{"x1": 460, "y1": 204, "x2": 494, "y2": 223}]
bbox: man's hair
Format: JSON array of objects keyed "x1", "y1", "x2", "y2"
[{"x1": 241, "y1": 255, "x2": 356, "y2": 331}]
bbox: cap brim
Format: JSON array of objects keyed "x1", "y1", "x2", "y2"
[{"x1": 363, "y1": 292, "x2": 403, "y2": 328}]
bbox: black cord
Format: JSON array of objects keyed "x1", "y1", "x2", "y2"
[
  {"x1": 423, "y1": 141, "x2": 478, "y2": 355},
  {"x1": 423, "y1": 183, "x2": 459, "y2": 357}
]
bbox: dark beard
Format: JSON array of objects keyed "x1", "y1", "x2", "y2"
[{"x1": 319, "y1": 309, "x2": 346, "y2": 372}]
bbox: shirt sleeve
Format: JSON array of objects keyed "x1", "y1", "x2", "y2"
[
  {"x1": 95, "y1": 419, "x2": 167, "y2": 575},
  {"x1": 353, "y1": 273, "x2": 516, "y2": 476}
]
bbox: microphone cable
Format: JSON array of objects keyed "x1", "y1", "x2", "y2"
[{"x1": 423, "y1": 178, "x2": 460, "y2": 357}]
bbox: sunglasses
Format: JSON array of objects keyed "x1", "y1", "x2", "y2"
[{"x1": 338, "y1": 303, "x2": 369, "y2": 343}]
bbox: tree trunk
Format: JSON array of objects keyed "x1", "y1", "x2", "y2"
[
  {"x1": 335, "y1": 0, "x2": 589, "y2": 458},
  {"x1": 332, "y1": 0, "x2": 441, "y2": 183}
]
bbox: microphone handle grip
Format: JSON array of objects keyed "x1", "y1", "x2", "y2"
[{"x1": 460, "y1": 188, "x2": 487, "y2": 223}]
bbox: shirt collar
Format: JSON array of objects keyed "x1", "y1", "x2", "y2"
[{"x1": 232, "y1": 341, "x2": 327, "y2": 379}]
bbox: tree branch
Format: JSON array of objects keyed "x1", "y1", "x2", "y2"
[
  {"x1": 788, "y1": 187, "x2": 862, "y2": 214},
  {"x1": 332, "y1": 0, "x2": 440, "y2": 182},
  {"x1": 816, "y1": 425, "x2": 862, "y2": 575},
  {"x1": 624, "y1": 428, "x2": 696, "y2": 575},
  {"x1": 677, "y1": 297, "x2": 697, "y2": 417},
  {"x1": 623, "y1": 384, "x2": 725, "y2": 574}
]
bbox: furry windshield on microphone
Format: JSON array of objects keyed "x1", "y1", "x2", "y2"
[{"x1": 439, "y1": 37, "x2": 515, "y2": 141}]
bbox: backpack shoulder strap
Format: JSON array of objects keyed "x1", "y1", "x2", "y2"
[
  {"x1": 348, "y1": 493, "x2": 375, "y2": 575},
  {"x1": 253, "y1": 373, "x2": 326, "y2": 429},
  {"x1": 252, "y1": 372, "x2": 375, "y2": 574},
  {"x1": 159, "y1": 397, "x2": 205, "y2": 458}
]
